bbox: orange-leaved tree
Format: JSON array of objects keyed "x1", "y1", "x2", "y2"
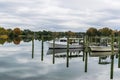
[{"x1": 13, "y1": 28, "x2": 21, "y2": 36}]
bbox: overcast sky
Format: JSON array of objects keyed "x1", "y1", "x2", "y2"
[{"x1": 0, "y1": 0, "x2": 120, "y2": 32}]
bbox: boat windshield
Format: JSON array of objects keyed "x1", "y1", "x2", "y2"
[{"x1": 60, "y1": 39, "x2": 67, "y2": 42}]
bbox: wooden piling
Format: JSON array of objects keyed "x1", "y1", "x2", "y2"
[
  {"x1": 66, "y1": 37, "x2": 69, "y2": 68},
  {"x1": 67, "y1": 37, "x2": 69, "y2": 53},
  {"x1": 85, "y1": 52, "x2": 88, "y2": 72},
  {"x1": 53, "y1": 37, "x2": 55, "y2": 64},
  {"x1": 111, "y1": 35, "x2": 114, "y2": 55},
  {"x1": 41, "y1": 35, "x2": 44, "y2": 61},
  {"x1": 110, "y1": 35, "x2": 114, "y2": 79},
  {"x1": 118, "y1": 36, "x2": 120, "y2": 68},
  {"x1": 32, "y1": 37, "x2": 34, "y2": 59},
  {"x1": 83, "y1": 36, "x2": 85, "y2": 61},
  {"x1": 84, "y1": 35, "x2": 88, "y2": 72},
  {"x1": 110, "y1": 55, "x2": 114, "y2": 79}
]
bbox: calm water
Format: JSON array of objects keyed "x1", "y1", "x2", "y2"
[{"x1": 0, "y1": 40, "x2": 120, "y2": 80}]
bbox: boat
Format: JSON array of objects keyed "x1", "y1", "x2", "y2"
[
  {"x1": 89, "y1": 45, "x2": 118, "y2": 52},
  {"x1": 89, "y1": 51, "x2": 117, "y2": 57},
  {"x1": 89, "y1": 38, "x2": 118, "y2": 52},
  {"x1": 47, "y1": 37, "x2": 83, "y2": 49}
]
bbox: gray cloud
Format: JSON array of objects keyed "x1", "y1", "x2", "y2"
[{"x1": 0, "y1": 0, "x2": 120, "y2": 32}]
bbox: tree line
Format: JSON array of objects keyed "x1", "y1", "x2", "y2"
[
  {"x1": 0, "y1": 26, "x2": 84, "y2": 45},
  {"x1": 0, "y1": 27, "x2": 84, "y2": 39},
  {"x1": 86, "y1": 27, "x2": 120, "y2": 36},
  {"x1": 1, "y1": 26, "x2": 119, "y2": 39},
  {"x1": 1, "y1": 26, "x2": 120, "y2": 38}
]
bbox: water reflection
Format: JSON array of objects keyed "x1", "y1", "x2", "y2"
[
  {"x1": 0, "y1": 36, "x2": 49, "y2": 45},
  {"x1": 98, "y1": 56, "x2": 110, "y2": 65},
  {"x1": 13, "y1": 37, "x2": 21, "y2": 45},
  {"x1": 1, "y1": 39, "x2": 120, "y2": 80},
  {"x1": 110, "y1": 54, "x2": 114, "y2": 79},
  {"x1": 48, "y1": 48, "x2": 85, "y2": 70},
  {"x1": 90, "y1": 51, "x2": 117, "y2": 79},
  {"x1": 85, "y1": 52, "x2": 88, "y2": 72},
  {"x1": 46, "y1": 47, "x2": 119, "y2": 79},
  {"x1": 47, "y1": 49, "x2": 83, "y2": 67},
  {"x1": 32, "y1": 38, "x2": 34, "y2": 59},
  {"x1": 41, "y1": 36, "x2": 44, "y2": 61},
  {"x1": 47, "y1": 49, "x2": 82, "y2": 55}
]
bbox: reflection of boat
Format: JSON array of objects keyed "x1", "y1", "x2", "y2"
[
  {"x1": 98, "y1": 56, "x2": 111, "y2": 65},
  {"x1": 89, "y1": 45, "x2": 118, "y2": 52},
  {"x1": 89, "y1": 52, "x2": 117, "y2": 57},
  {"x1": 90, "y1": 52, "x2": 116, "y2": 65},
  {"x1": 47, "y1": 37, "x2": 83, "y2": 49},
  {"x1": 47, "y1": 49, "x2": 83, "y2": 58},
  {"x1": 55, "y1": 54, "x2": 83, "y2": 58},
  {"x1": 47, "y1": 49, "x2": 83, "y2": 55}
]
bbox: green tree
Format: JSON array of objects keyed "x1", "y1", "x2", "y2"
[
  {"x1": 0, "y1": 39, "x2": 6, "y2": 45},
  {"x1": 98, "y1": 27, "x2": 112, "y2": 36},
  {"x1": 7, "y1": 29, "x2": 14, "y2": 38},
  {"x1": 0, "y1": 27, "x2": 7, "y2": 35},
  {"x1": 86, "y1": 27, "x2": 98, "y2": 36}
]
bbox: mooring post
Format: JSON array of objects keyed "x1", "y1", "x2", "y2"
[
  {"x1": 110, "y1": 55, "x2": 114, "y2": 79},
  {"x1": 32, "y1": 36, "x2": 34, "y2": 59},
  {"x1": 83, "y1": 35, "x2": 86, "y2": 61},
  {"x1": 118, "y1": 36, "x2": 120, "y2": 68},
  {"x1": 84, "y1": 35, "x2": 88, "y2": 72},
  {"x1": 111, "y1": 35, "x2": 114, "y2": 55},
  {"x1": 66, "y1": 36, "x2": 69, "y2": 68},
  {"x1": 85, "y1": 52, "x2": 88, "y2": 72},
  {"x1": 110, "y1": 34, "x2": 114, "y2": 79},
  {"x1": 53, "y1": 36, "x2": 55, "y2": 64},
  {"x1": 41, "y1": 35, "x2": 44, "y2": 61}
]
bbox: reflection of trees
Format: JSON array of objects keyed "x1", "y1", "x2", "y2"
[
  {"x1": 0, "y1": 39, "x2": 6, "y2": 45},
  {"x1": 0, "y1": 27, "x2": 8, "y2": 35},
  {"x1": 22, "y1": 37, "x2": 32, "y2": 42},
  {"x1": 6, "y1": 38, "x2": 13, "y2": 43},
  {"x1": 13, "y1": 37, "x2": 21, "y2": 45}
]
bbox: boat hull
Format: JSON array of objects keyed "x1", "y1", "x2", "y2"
[
  {"x1": 90, "y1": 52, "x2": 117, "y2": 57},
  {"x1": 90, "y1": 46, "x2": 118, "y2": 52},
  {"x1": 48, "y1": 42, "x2": 83, "y2": 49}
]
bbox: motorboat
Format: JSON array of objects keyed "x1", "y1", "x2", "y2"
[
  {"x1": 47, "y1": 37, "x2": 83, "y2": 49},
  {"x1": 89, "y1": 51, "x2": 117, "y2": 57},
  {"x1": 89, "y1": 45, "x2": 118, "y2": 52},
  {"x1": 89, "y1": 38, "x2": 118, "y2": 52}
]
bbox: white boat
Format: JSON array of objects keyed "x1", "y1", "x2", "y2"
[
  {"x1": 89, "y1": 37, "x2": 118, "y2": 52},
  {"x1": 47, "y1": 37, "x2": 83, "y2": 49},
  {"x1": 89, "y1": 45, "x2": 118, "y2": 52}
]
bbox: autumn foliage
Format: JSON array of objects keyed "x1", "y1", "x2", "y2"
[
  {"x1": 13, "y1": 28, "x2": 21, "y2": 35},
  {"x1": 86, "y1": 27, "x2": 118, "y2": 36},
  {"x1": 86, "y1": 27, "x2": 98, "y2": 36}
]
